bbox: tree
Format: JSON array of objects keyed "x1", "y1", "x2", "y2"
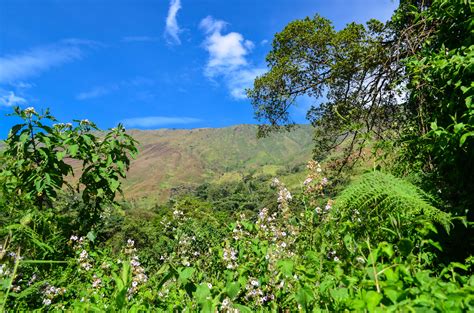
[
  {"x1": 248, "y1": 0, "x2": 473, "y2": 259},
  {"x1": 248, "y1": 15, "x2": 405, "y2": 170},
  {"x1": 0, "y1": 107, "x2": 137, "y2": 256},
  {"x1": 247, "y1": 0, "x2": 472, "y2": 177},
  {"x1": 398, "y1": 0, "x2": 473, "y2": 212}
]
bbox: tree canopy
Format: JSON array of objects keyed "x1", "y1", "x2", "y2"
[{"x1": 248, "y1": 0, "x2": 473, "y2": 178}]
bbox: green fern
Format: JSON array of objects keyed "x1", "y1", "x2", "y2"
[{"x1": 334, "y1": 171, "x2": 451, "y2": 231}]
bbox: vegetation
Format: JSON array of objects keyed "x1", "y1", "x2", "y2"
[
  {"x1": 1, "y1": 0, "x2": 473, "y2": 311},
  {"x1": 102, "y1": 125, "x2": 313, "y2": 202}
]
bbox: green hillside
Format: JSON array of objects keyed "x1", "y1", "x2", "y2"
[{"x1": 121, "y1": 124, "x2": 313, "y2": 201}]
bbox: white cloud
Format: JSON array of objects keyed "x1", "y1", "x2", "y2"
[
  {"x1": 121, "y1": 116, "x2": 201, "y2": 128},
  {"x1": 165, "y1": 0, "x2": 182, "y2": 45},
  {"x1": 0, "y1": 91, "x2": 27, "y2": 107},
  {"x1": 228, "y1": 68, "x2": 266, "y2": 99},
  {"x1": 260, "y1": 39, "x2": 269, "y2": 45},
  {"x1": 199, "y1": 16, "x2": 254, "y2": 77},
  {"x1": 12, "y1": 81, "x2": 34, "y2": 89},
  {"x1": 76, "y1": 85, "x2": 119, "y2": 100},
  {"x1": 122, "y1": 36, "x2": 159, "y2": 43},
  {"x1": 0, "y1": 40, "x2": 96, "y2": 84},
  {"x1": 199, "y1": 16, "x2": 265, "y2": 100},
  {"x1": 76, "y1": 77, "x2": 155, "y2": 101}
]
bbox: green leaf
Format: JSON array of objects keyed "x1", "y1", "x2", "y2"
[
  {"x1": 87, "y1": 230, "x2": 97, "y2": 243},
  {"x1": 194, "y1": 283, "x2": 211, "y2": 304},
  {"x1": 295, "y1": 286, "x2": 314, "y2": 309},
  {"x1": 384, "y1": 288, "x2": 400, "y2": 304},
  {"x1": 460, "y1": 131, "x2": 474, "y2": 147},
  {"x1": 225, "y1": 282, "x2": 240, "y2": 299},
  {"x1": 56, "y1": 150, "x2": 66, "y2": 161},
  {"x1": 397, "y1": 239, "x2": 414, "y2": 256},
  {"x1": 178, "y1": 267, "x2": 195, "y2": 284},
  {"x1": 277, "y1": 259, "x2": 294, "y2": 277},
  {"x1": 69, "y1": 144, "x2": 79, "y2": 156},
  {"x1": 364, "y1": 290, "x2": 382, "y2": 312},
  {"x1": 109, "y1": 179, "x2": 120, "y2": 192},
  {"x1": 330, "y1": 288, "x2": 349, "y2": 302}
]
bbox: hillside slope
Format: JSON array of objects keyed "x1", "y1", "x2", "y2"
[{"x1": 123, "y1": 124, "x2": 314, "y2": 201}]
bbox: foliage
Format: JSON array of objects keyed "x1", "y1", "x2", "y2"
[
  {"x1": 1, "y1": 107, "x2": 137, "y2": 235},
  {"x1": 0, "y1": 107, "x2": 137, "y2": 308},
  {"x1": 333, "y1": 171, "x2": 451, "y2": 239},
  {"x1": 399, "y1": 0, "x2": 474, "y2": 211},
  {"x1": 247, "y1": 14, "x2": 403, "y2": 169},
  {"x1": 1, "y1": 1, "x2": 474, "y2": 311},
  {"x1": 2, "y1": 145, "x2": 473, "y2": 311}
]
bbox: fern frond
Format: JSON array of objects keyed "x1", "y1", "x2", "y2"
[{"x1": 334, "y1": 171, "x2": 451, "y2": 231}]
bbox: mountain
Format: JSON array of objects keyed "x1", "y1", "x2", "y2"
[
  {"x1": 122, "y1": 124, "x2": 314, "y2": 202},
  {"x1": 0, "y1": 124, "x2": 314, "y2": 202}
]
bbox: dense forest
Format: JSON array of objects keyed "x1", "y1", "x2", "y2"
[{"x1": 0, "y1": 0, "x2": 473, "y2": 311}]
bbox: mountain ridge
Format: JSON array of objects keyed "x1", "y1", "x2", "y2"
[{"x1": 122, "y1": 124, "x2": 314, "y2": 202}]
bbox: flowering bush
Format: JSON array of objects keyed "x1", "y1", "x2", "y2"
[{"x1": 1, "y1": 108, "x2": 473, "y2": 311}]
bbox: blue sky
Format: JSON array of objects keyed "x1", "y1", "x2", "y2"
[{"x1": 0, "y1": 0, "x2": 397, "y2": 137}]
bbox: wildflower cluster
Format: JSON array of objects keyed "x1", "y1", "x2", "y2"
[
  {"x1": 271, "y1": 178, "x2": 292, "y2": 217},
  {"x1": 220, "y1": 179, "x2": 302, "y2": 307},
  {"x1": 303, "y1": 160, "x2": 333, "y2": 222},
  {"x1": 303, "y1": 160, "x2": 329, "y2": 197},
  {"x1": 41, "y1": 284, "x2": 66, "y2": 306},
  {"x1": 53, "y1": 123, "x2": 73, "y2": 131},
  {"x1": 220, "y1": 297, "x2": 239, "y2": 312},
  {"x1": 23, "y1": 107, "x2": 37, "y2": 116},
  {"x1": 124, "y1": 239, "x2": 148, "y2": 297},
  {"x1": 70, "y1": 235, "x2": 93, "y2": 271},
  {"x1": 243, "y1": 277, "x2": 276, "y2": 305},
  {"x1": 159, "y1": 208, "x2": 210, "y2": 268},
  {"x1": 222, "y1": 246, "x2": 238, "y2": 269}
]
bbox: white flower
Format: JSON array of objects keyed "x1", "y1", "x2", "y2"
[
  {"x1": 131, "y1": 259, "x2": 140, "y2": 267},
  {"x1": 42, "y1": 298, "x2": 52, "y2": 306},
  {"x1": 81, "y1": 263, "x2": 92, "y2": 271},
  {"x1": 79, "y1": 250, "x2": 88, "y2": 260},
  {"x1": 324, "y1": 203, "x2": 331, "y2": 212},
  {"x1": 207, "y1": 283, "x2": 212, "y2": 289},
  {"x1": 92, "y1": 277, "x2": 102, "y2": 288},
  {"x1": 24, "y1": 107, "x2": 36, "y2": 116},
  {"x1": 250, "y1": 279, "x2": 259, "y2": 287},
  {"x1": 222, "y1": 298, "x2": 230, "y2": 307}
]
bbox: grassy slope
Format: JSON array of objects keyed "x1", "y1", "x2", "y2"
[{"x1": 123, "y1": 124, "x2": 314, "y2": 202}]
